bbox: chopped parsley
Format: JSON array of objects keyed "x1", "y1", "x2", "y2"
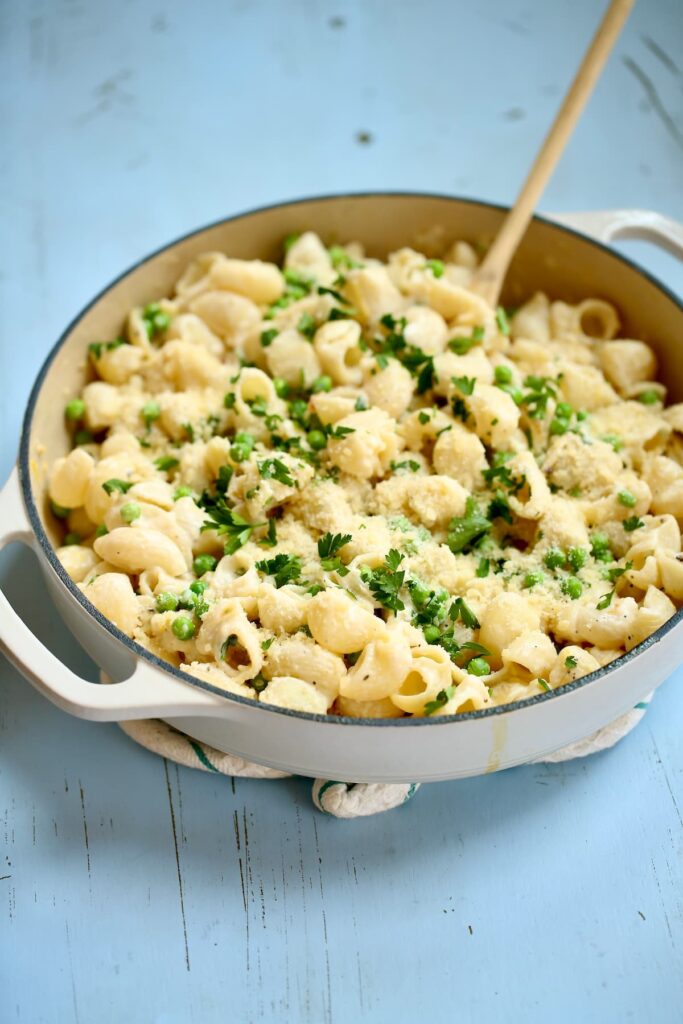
[
  {"x1": 318, "y1": 532, "x2": 352, "y2": 574},
  {"x1": 255, "y1": 553, "x2": 303, "y2": 588},
  {"x1": 448, "y1": 325, "x2": 484, "y2": 355},
  {"x1": 597, "y1": 561, "x2": 633, "y2": 608},
  {"x1": 328, "y1": 246, "x2": 362, "y2": 271},
  {"x1": 360, "y1": 549, "x2": 406, "y2": 612},
  {"x1": 623, "y1": 516, "x2": 644, "y2": 532},
  {"x1": 201, "y1": 499, "x2": 264, "y2": 555},
  {"x1": 495, "y1": 306, "x2": 511, "y2": 336},
  {"x1": 154, "y1": 456, "x2": 180, "y2": 472},
  {"x1": 390, "y1": 459, "x2": 420, "y2": 473},
  {"x1": 297, "y1": 311, "x2": 317, "y2": 340},
  {"x1": 452, "y1": 375, "x2": 476, "y2": 396},
  {"x1": 565, "y1": 655, "x2": 578, "y2": 669},
  {"x1": 521, "y1": 375, "x2": 557, "y2": 419},
  {"x1": 89, "y1": 338, "x2": 125, "y2": 361},
  {"x1": 447, "y1": 497, "x2": 491, "y2": 554},
  {"x1": 424, "y1": 686, "x2": 456, "y2": 716},
  {"x1": 449, "y1": 596, "x2": 480, "y2": 630},
  {"x1": 408, "y1": 579, "x2": 449, "y2": 628},
  {"x1": 260, "y1": 328, "x2": 278, "y2": 348},
  {"x1": 259, "y1": 458, "x2": 296, "y2": 487},
  {"x1": 102, "y1": 478, "x2": 133, "y2": 495}
]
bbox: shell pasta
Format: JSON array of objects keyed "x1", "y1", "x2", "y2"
[{"x1": 49, "y1": 232, "x2": 683, "y2": 718}]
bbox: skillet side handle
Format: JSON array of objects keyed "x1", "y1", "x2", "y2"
[
  {"x1": 0, "y1": 466, "x2": 230, "y2": 722},
  {"x1": 546, "y1": 209, "x2": 683, "y2": 260}
]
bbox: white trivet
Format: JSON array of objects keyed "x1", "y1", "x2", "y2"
[{"x1": 117, "y1": 693, "x2": 652, "y2": 818}]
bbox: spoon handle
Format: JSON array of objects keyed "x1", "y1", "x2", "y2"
[{"x1": 472, "y1": 0, "x2": 635, "y2": 307}]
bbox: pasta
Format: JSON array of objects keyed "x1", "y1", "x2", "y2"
[{"x1": 49, "y1": 233, "x2": 683, "y2": 718}]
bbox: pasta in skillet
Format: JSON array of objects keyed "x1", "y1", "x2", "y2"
[{"x1": 49, "y1": 232, "x2": 683, "y2": 717}]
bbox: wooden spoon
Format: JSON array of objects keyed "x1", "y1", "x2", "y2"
[{"x1": 470, "y1": 0, "x2": 635, "y2": 308}]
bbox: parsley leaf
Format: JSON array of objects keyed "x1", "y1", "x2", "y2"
[
  {"x1": 201, "y1": 499, "x2": 264, "y2": 554},
  {"x1": 318, "y1": 532, "x2": 352, "y2": 574},
  {"x1": 449, "y1": 596, "x2": 480, "y2": 630},
  {"x1": 297, "y1": 311, "x2": 317, "y2": 340},
  {"x1": 259, "y1": 458, "x2": 296, "y2": 487},
  {"x1": 495, "y1": 306, "x2": 511, "y2": 336},
  {"x1": 447, "y1": 497, "x2": 491, "y2": 554},
  {"x1": 521, "y1": 375, "x2": 557, "y2": 419},
  {"x1": 448, "y1": 325, "x2": 485, "y2": 355},
  {"x1": 255, "y1": 553, "x2": 303, "y2": 588},
  {"x1": 452, "y1": 375, "x2": 476, "y2": 396},
  {"x1": 360, "y1": 549, "x2": 406, "y2": 612},
  {"x1": 424, "y1": 685, "x2": 456, "y2": 716},
  {"x1": 102, "y1": 478, "x2": 133, "y2": 495}
]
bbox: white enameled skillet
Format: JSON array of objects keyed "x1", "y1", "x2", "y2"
[{"x1": 1, "y1": 194, "x2": 682, "y2": 783}]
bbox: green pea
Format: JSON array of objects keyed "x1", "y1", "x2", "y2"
[
  {"x1": 549, "y1": 417, "x2": 569, "y2": 436},
  {"x1": 288, "y1": 399, "x2": 309, "y2": 422},
  {"x1": 156, "y1": 592, "x2": 179, "y2": 612},
  {"x1": 63, "y1": 532, "x2": 81, "y2": 546},
  {"x1": 74, "y1": 429, "x2": 94, "y2": 446},
  {"x1": 312, "y1": 375, "x2": 333, "y2": 393},
  {"x1": 523, "y1": 570, "x2": 545, "y2": 588},
  {"x1": 178, "y1": 589, "x2": 196, "y2": 609},
  {"x1": 95, "y1": 524, "x2": 109, "y2": 538},
  {"x1": 50, "y1": 500, "x2": 70, "y2": 520},
  {"x1": 467, "y1": 657, "x2": 491, "y2": 677},
  {"x1": 120, "y1": 502, "x2": 141, "y2": 523},
  {"x1": 410, "y1": 580, "x2": 432, "y2": 607},
  {"x1": 637, "y1": 389, "x2": 660, "y2": 405},
  {"x1": 561, "y1": 576, "x2": 583, "y2": 600},
  {"x1": 423, "y1": 625, "x2": 441, "y2": 644},
  {"x1": 494, "y1": 365, "x2": 513, "y2": 385},
  {"x1": 307, "y1": 430, "x2": 327, "y2": 451},
  {"x1": 193, "y1": 553, "x2": 217, "y2": 576},
  {"x1": 141, "y1": 401, "x2": 161, "y2": 426},
  {"x1": 543, "y1": 547, "x2": 565, "y2": 571},
  {"x1": 555, "y1": 402, "x2": 573, "y2": 419},
  {"x1": 567, "y1": 546, "x2": 588, "y2": 572},
  {"x1": 273, "y1": 378, "x2": 290, "y2": 399},
  {"x1": 173, "y1": 486, "x2": 193, "y2": 501},
  {"x1": 189, "y1": 580, "x2": 208, "y2": 595},
  {"x1": 65, "y1": 398, "x2": 85, "y2": 421},
  {"x1": 230, "y1": 432, "x2": 255, "y2": 463},
  {"x1": 172, "y1": 616, "x2": 196, "y2": 640},
  {"x1": 618, "y1": 490, "x2": 636, "y2": 508}
]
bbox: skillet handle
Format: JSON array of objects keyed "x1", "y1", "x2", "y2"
[
  {"x1": 546, "y1": 208, "x2": 683, "y2": 260},
  {"x1": 0, "y1": 466, "x2": 230, "y2": 721}
]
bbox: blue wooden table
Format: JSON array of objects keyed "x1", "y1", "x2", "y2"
[{"x1": 2, "y1": 2, "x2": 683, "y2": 1021}]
